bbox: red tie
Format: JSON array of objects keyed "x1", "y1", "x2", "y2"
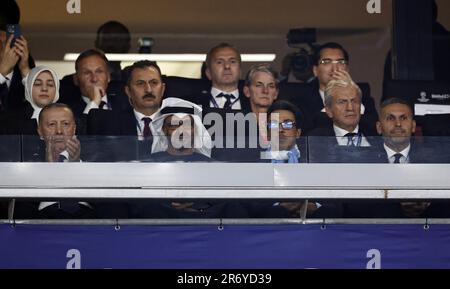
[{"x1": 142, "y1": 117, "x2": 152, "y2": 138}]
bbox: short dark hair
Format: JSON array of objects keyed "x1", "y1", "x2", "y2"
[
  {"x1": 313, "y1": 42, "x2": 350, "y2": 65},
  {"x1": 38, "y1": 103, "x2": 74, "y2": 126},
  {"x1": 75, "y1": 49, "x2": 109, "y2": 72},
  {"x1": 125, "y1": 60, "x2": 163, "y2": 86},
  {"x1": 205, "y1": 43, "x2": 241, "y2": 68},
  {"x1": 379, "y1": 97, "x2": 415, "y2": 117},
  {"x1": 95, "y1": 20, "x2": 131, "y2": 53},
  {"x1": 0, "y1": 0, "x2": 20, "y2": 31},
  {"x1": 267, "y1": 100, "x2": 303, "y2": 130}
]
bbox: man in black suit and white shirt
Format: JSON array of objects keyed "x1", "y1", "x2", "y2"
[
  {"x1": 309, "y1": 78, "x2": 372, "y2": 146},
  {"x1": 190, "y1": 43, "x2": 250, "y2": 112},
  {"x1": 87, "y1": 60, "x2": 165, "y2": 161},
  {"x1": 0, "y1": 1, "x2": 35, "y2": 112},
  {"x1": 307, "y1": 42, "x2": 377, "y2": 133},
  {"x1": 344, "y1": 98, "x2": 450, "y2": 218}
]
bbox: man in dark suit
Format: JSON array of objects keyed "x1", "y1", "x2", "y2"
[
  {"x1": 305, "y1": 42, "x2": 377, "y2": 133},
  {"x1": 188, "y1": 43, "x2": 250, "y2": 112},
  {"x1": 87, "y1": 60, "x2": 166, "y2": 161},
  {"x1": 309, "y1": 79, "x2": 372, "y2": 145},
  {"x1": 345, "y1": 98, "x2": 450, "y2": 218},
  {"x1": 14, "y1": 103, "x2": 95, "y2": 219},
  {"x1": 0, "y1": 1, "x2": 35, "y2": 112},
  {"x1": 60, "y1": 49, "x2": 129, "y2": 119}
]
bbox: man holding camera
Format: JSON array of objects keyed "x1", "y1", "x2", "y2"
[{"x1": 0, "y1": 0, "x2": 34, "y2": 112}]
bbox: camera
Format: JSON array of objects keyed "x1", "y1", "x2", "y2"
[
  {"x1": 138, "y1": 37, "x2": 155, "y2": 54},
  {"x1": 285, "y1": 28, "x2": 318, "y2": 82}
]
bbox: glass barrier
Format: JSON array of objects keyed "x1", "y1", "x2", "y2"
[{"x1": 10, "y1": 135, "x2": 450, "y2": 164}]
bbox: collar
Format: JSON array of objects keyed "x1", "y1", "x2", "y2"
[
  {"x1": 211, "y1": 87, "x2": 239, "y2": 99},
  {"x1": 384, "y1": 143, "x2": 411, "y2": 160},
  {"x1": 133, "y1": 109, "x2": 158, "y2": 122},
  {"x1": 82, "y1": 94, "x2": 108, "y2": 105},
  {"x1": 333, "y1": 124, "x2": 359, "y2": 137}
]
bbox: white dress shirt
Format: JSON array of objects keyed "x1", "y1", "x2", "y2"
[
  {"x1": 82, "y1": 94, "x2": 109, "y2": 114},
  {"x1": 134, "y1": 109, "x2": 158, "y2": 140},
  {"x1": 333, "y1": 125, "x2": 371, "y2": 147},
  {"x1": 384, "y1": 143, "x2": 411, "y2": 164},
  {"x1": 0, "y1": 71, "x2": 14, "y2": 88},
  {"x1": 210, "y1": 87, "x2": 241, "y2": 110}
]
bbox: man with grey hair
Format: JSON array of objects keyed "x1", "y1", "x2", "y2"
[
  {"x1": 309, "y1": 78, "x2": 371, "y2": 147},
  {"x1": 243, "y1": 63, "x2": 279, "y2": 117}
]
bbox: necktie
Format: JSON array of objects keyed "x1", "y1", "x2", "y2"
[
  {"x1": 142, "y1": 117, "x2": 152, "y2": 138},
  {"x1": 217, "y1": 93, "x2": 235, "y2": 109},
  {"x1": 393, "y1": 153, "x2": 403, "y2": 164},
  {"x1": 99, "y1": 100, "x2": 108, "y2": 110},
  {"x1": 344, "y1": 133, "x2": 357, "y2": 147}
]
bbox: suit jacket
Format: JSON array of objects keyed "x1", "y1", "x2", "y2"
[
  {"x1": 0, "y1": 57, "x2": 36, "y2": 112},
  {"x1": 86, "y1": 108, "x2": 151, "y2": 161},
  {"x1": 307, "y1": 125, "x2": 381, "y2": 163},
  {"x1": 0, "y1": 102, "x2": 37, "y2": 135}
]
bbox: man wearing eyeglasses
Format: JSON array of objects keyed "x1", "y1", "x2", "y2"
[{"x1": 306, "y1": 42, "x2": 377, "y2": 134}]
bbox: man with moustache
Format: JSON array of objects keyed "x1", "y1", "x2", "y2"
[{"x1": 87, "y1": 60, "x2": 165, "y2": 161}]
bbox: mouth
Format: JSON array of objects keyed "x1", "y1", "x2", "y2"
[{"x1": 143, "y1": 94, "x2": 156, "y2": 100}]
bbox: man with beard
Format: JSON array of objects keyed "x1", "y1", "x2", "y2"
[
  {"x1": 87, "y1": 60, "x2": 165, "y2": 161},
  {"x1": 344, "y1": 98, "x2": 450, "y2": 218}
]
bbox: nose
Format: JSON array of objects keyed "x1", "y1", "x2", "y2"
[
  {"x1": 262, "y1": 85, "x2": 269, "y2": 94},
  {"x1": 346, "y1": 101, "x2": 354, "y2": 111},
  {"x1": 91, "y1": 73, "x2": 98, "y2": 83},
  {"x1": 56, "y1": 124, "x2": 63, "y2": 135},
  {"x1": 41, "y1": 83, "x2": 48, "y2": 92},
  {"x1": 144, "y1": 82, "x2": 152, "y2": 93},
  {"x1": 395, "y1": 118, "x2": 402, "y2": 127}
]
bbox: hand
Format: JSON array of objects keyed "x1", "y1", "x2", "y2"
[
  {"x1": 331, "y1": 69, "x2": 354, "y2": 85},
  {"x1": 85, "y1": 85, "x2": 104, "y2": 105},
  {"x1": 66, "y1": 136, "x2": 81, "y2": 162},
  {"x1": 400, "y1": 202, "x2": 431, "y2": 218},
  {"x1": 279, "y1": 201, "x2": 307, "y2": 218},
  {"x1": 0, "y1": 35, "x2": 19, "y2": 77},
  {"x1": 13, "y1": 36, "x2": 30, "y2": 78}
]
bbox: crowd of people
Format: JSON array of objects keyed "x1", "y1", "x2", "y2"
[{"x1": 1, "y1": 1, "x2": 450, "y2": 219}]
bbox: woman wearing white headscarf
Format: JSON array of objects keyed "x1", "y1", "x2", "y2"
[{"x1": 0, "y1": 66, "x2": 60, "y2": 135}]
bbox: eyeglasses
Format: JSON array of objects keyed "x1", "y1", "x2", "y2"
[
  {"x1": 267, "y1": 120, "x2": 296, "y2": 130},
  {"x1": 319, "y1": 59, "x2": 348, "y2": 65}
]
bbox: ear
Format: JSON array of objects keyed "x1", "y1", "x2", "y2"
[
  {"x1": 161, "y1": 82, "x2": 166, "y2": 97},
  {"x1": 125, "y1": 86, "x2": 134, "y2": 106},
  {"x1": 296, "y1": 128, "x2": 302, "y2": 138},
  {"x1": 205, "y1": 68, "x2": 212, "y2": 81},
  {"x1": 243, "y1": 86, "x2": 251, "y2": 98},
  {"x1": 73, "y1": 73, "x2": 79, "y2": 87},
  {"x1": 37, "y1": 125, "x2": 43, "y2": 139},
  {"x1": 313, "y1": 65, "x2": 318, "y2": 77},
  {"x1": 411, "y1": 120, "x2": 416, "y2": 134},
  {"x1": 376, "y1": 121, "x2": 382, "y2": 135},
  {"x1": 274, "y1": 89, "x2": 279, "y2": 101},
  {"x1": 325, "y1": 106, "x2": 333, "y2": 119}
]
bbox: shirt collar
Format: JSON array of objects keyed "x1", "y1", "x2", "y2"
[
  {"x1": 133, "y1": 109, "x2": 158, "y2": 122},
  {"x1": 384, "y1": 143, "x2": 411, "y2": 160},
  {"x1": 82, "y1": 94, "x2": 108, "y2": 105},
  {"x1": 211, "y1": 87, "x2": 239, "y2": 99},
  {"x1": 333, "y1": 124, "x2": 359, "y2": 137}
]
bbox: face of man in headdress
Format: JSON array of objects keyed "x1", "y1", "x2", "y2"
[{"x1": 162, "y1": 114, "x2": 195, "y2": 151}]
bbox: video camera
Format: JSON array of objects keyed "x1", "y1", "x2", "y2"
[{"x1": 286, "y1": 28, "x2": 318, "y2": 82}]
